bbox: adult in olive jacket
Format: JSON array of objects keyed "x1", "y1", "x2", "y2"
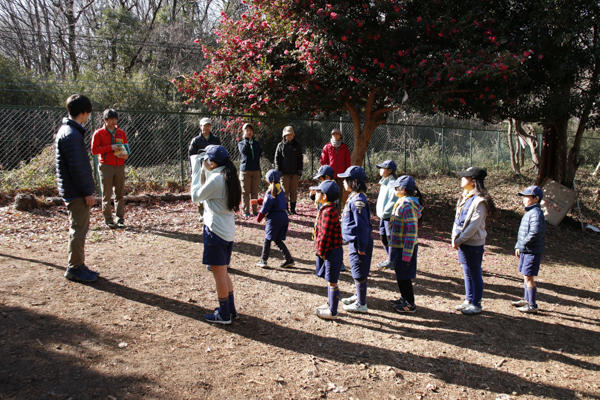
[{"x1": 274, "y1": 126, "x2": 303, "y2": 215}]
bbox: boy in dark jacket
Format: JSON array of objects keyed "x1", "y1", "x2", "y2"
[
  {"x1": 55, "y1": 94, "x2": 98, "y2": 283},
  {"x1": 512, "y1": 185, "x2": 547, "y2": 313}
]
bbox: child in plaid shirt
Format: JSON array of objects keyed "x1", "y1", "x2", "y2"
[
  {"x1": 311, "y1": 180, "x2": 344, "y2": 320},
  {"x1": 389, "y1": 175, "x2": 423, "y2": 313}
]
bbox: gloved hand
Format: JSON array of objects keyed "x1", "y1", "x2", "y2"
[{"x1": 256, "y1": 212, "x2": 266, "y2": 223}]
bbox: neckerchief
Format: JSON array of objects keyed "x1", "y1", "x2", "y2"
[
  {"x1": 106, "y1": 126, "x2": 117, "y2": 144},
  {"x1": 270, "y1": 182, "x2": 282, "y2": 197},
  {"x1": 458, "y1": 190, "x2": 475, "y2": 214}
]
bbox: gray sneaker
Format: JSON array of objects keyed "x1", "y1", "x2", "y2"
[
  {"x1": 511, "y1": 299, "x2": 529, "y2": 307},
  {"x1": 461, "y1": 303, "x2": 482, "y2": 315},
  {"x1": 341, "y1": 294, "x2": 357, "y2": 305},
  {"x1": 377, "y1": 260, "x2": 392, "y2": 269},
  {"x1": 517, "y1": 304, "x2": 538, "y2": 313}
]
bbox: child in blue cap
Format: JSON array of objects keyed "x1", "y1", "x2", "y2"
[
  {"x1": 338, "y1": 166, "x2": 374, "y2": 313},
  {"x1": 191, "y1": 145, "x2": 242, "y2": 324},
  {"x1": 375, "y1": 160, "x2": 398, "y2": 269},
  {"x1": 312, "y1": 180, "x2": 344, "y2": 319},
  {"x1": 511, "y1": 185, "x2": 547, "y2": 313},
  {"x1": 309, "y1": 165, "x2": 335, "y2": 210},
  {"x1": 388, "y1": 175, "x2": 423, "y2": 313},
  {"x1": 255, "y1": 169, "x2": 294, "y2": 268}
]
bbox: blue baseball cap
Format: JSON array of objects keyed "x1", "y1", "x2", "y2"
[
  {"x1": 266, "y1": 169, "x2": 281, "y2": 183},
  {"x1": 313, "y1": 165, "x2": 335, "y2": 180},
  {"x1": 338, "y1": 166, "x2": 366, "y2": 181},
  {"x1": 310, "y1": 180, "x2": 340, "y2": 197},
  {"x1": 376, "y1": 160, "x2": 397, "y2": 172},
  {"x1": 518, "y1": 185, "x2": 544, "y2": 200},
  {"x1": 200, "y1": 145, "x2": 229, "y2": 165},
  {"x1": 390, "y1": 175, "x2": 416, "y2": 191}
]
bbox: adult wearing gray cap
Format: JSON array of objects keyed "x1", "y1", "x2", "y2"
[
  {"x1": 238, "y1": 122, "x2": 262, "y2": 217},
  {"x1": 188, "y1": 117, "x2": 221, "y2": 222},
  {"x1": 320, "y1": 127, "x2": 351, "y2": 212},
  {"x1": 274, "y1": 126, "x2": 303, "y2": 215}
]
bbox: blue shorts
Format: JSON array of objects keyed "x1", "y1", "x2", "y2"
[
  {"x1": 518, "y1": 253, "x2": 541, "y2": 276},
  {"x1": 392, "y1": 244, "x2": 418, "y2": 280},
  {"x1": 348, "y1": 236, "x2": 373, "y2": 280},
  {"x1": 379, "y1": 218, "x2": 391, "y2": 238},
  {"x1": 202, "y1": 225, "x2": 233, "y2": 266},
  {"x1": 316, "y1": 246, "x2": 343, "y2": 283}
]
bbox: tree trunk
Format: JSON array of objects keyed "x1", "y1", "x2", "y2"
[
  {"x1": 507, "y1": 119, "x2": 520, "y2": 174},
  {"x1": 536, "y1": 120, "x2": 569, "y2": 186},
  {"x1": 514, "y1": 120, "x2": 540, "y2": 172}
]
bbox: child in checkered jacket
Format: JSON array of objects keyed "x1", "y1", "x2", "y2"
[
  {"x1": 388, "y1": 175, "x2": 423, "y2": 313},
  {"x1": 311, "y1": 180, "x2": 344, "y2": 320}
]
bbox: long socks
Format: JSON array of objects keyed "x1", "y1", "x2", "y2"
[
  {"x1": 527, "y1": 286, "x2": 537, "y2": 308},
  {"x1": 218, "y1": 296, "x2": 230, "y2": 320},
  {"x1": 260, "y1": 239, "x2": 272, "y2": 261},
  {"x1": 228, "y1": 291, "x2": 236, "y2": 314},
  {"x1": 328, "y1": 286, "x2": 340, "y2": 316},
  {"x1": 355, "y1": 278, "x2": 368, "y2": 306},
  {"x1": 397, "y1": 279, "x2": 415, "y2": 305}
]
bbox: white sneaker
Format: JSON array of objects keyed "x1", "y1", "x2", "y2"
[
  {"x1": 341, "y1": 294, "x2": 357, "y2": 305},
  {"x1": 316, "y1": 303, "x2": 330, "y2": 310},
  {"x1": 511, "y1": 299, "x2": 529, "y2": 307},
  {"x1": 455, "y1": 301, "x2": 471, "y2": 311},
  {"x1": 342, "y1": 301, "x2": 368, "y2": 313},
  {"x1": 256, "y1": 259, "x2": 267, "y2": 268},
  {"x1": 316, "y1": 308, "x2": 338, "y2": 320}
]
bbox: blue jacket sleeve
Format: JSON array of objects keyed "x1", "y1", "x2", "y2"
[{"x1": 352, "y1": 202, "x2": 371, "y2": 252}]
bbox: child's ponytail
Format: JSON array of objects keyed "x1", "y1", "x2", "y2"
[{"x1": 221, "y1": 159, "x2": 242, "y2": 212}]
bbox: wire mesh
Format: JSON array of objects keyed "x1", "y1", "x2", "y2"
[{"x1": 1, "y1": 106, "x2": 598, "y2": 195}]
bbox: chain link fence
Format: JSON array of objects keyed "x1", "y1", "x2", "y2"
[{"x1": 1, "y1": 105, "x2": 599, "y2": 195}]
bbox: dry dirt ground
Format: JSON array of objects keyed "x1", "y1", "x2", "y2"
[{"x1": 1, "y1": 174, "x2": 599, "y2": 400}]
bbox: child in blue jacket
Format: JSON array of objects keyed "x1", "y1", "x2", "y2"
[
  {"x1": 339, "y1": 166, "x2": 374, "y2": 313},
  {"x1": 511, "y1": 185, "x2": 547, "y2": 313},
  {"x1": 255, "y1": 169, "x2": 294, "y2": 268}
]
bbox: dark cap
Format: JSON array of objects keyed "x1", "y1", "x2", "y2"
[
  {"x1": 338, "y1": 166, "x2": 366, "y2": 181},
  {"x1": 265, "y1": 169, "x2": 281, "y2": 183},
  {"x1": 200, "y1": 145, "x2": 229, "y2": 165},
  {"x1": 518, "y1": 185, "x2": 544, "y2": 200},
  {"x1": 376, "y1": 160, "x2": 397, "y2": 172},
  {"x1": 389, "y1": 175, "x2": 416, "y2": 191},
  {"x1": 457, "y1": 166, "x2": 487, "y2": 181},
  {"x1": 310, "y1": 180, "x2": 340, "y2": 197},
  {"x1": 313, "y1": 165, "x2": 334, "y2": 180}
]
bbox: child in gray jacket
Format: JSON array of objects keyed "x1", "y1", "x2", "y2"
[{"x1": 511, "y1": 185, "x2": 547, "y2": 313}]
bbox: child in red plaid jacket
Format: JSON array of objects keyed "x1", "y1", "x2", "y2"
[{"x1": 311, "y1": 180, "x2": 343, "y2": 320}]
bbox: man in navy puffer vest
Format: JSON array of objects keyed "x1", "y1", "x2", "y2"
[{"x1": 55, "y1": 94, "x2": 98, "y2": 283}]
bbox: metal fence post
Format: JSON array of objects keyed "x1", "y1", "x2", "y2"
[
  {"x1": 404, "y1": 126, "x2": 407, "y2": 172},
  {"x1": 469, "y1": 129, "x2": 473, "y2": 166},
  {"x1": 91, "y1": 112, "x2": 102, "y2": 197},
  {"x1": 179, "y1": 112, "x2": 184, "y2": 186},
  {"x1": 310, "y1": 119, "x2": 314, "y2": 176}
]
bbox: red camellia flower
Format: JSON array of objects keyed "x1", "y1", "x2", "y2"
[
  {"x1": 330, "y1": 12, "x2": 338, "y2": 19},
  {"x1": 417, "y1": 17, "x2": 422, "y2": 22},
  {"x1": 194, "y1": 38, "x2": 200, "y2": 43},
  {"x1": 341, "y1": 36, "x2": 348, "y2": 41}
]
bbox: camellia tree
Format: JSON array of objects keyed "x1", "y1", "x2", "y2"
[{"x1": 175, "y1": 0, "x2": 529, "y2": 165}]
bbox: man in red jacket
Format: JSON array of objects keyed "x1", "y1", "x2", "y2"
[
  {"x1": 91, "y1": 109, "x2": 129, "y2": 229},
  {"x1": 320, "y1": 128, "x2": 351, "y2": 211}
]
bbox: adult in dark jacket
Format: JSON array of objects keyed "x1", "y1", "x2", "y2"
[
  {"x1": 55, "y1": 94, "x2": 98, "y2": 283},
  {"x1": 188, "y1": 117, "x2": 220, "y2": 221},
  {"x1": 274, "y1": 126, "x2": 303, "y2": 215},
  {"x1": 320, "y1": 128, "x2": 351, "y2": 212},
  {"x1": 238, "y1": 123, "x2": 262, "y2": 217}
]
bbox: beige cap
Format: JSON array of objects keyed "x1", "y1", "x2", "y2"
[
  {"x1": 331, "y1": 128, "x2": 341, "y2": 135},
  {"x1": 200, "y1": 117, "x2": 212, "y2": 126},
  {"x1": 282, "y1": 126, "x2": 295, "y2": 137},
  {"x1": 242, "y1": 123, "x2": 254, "y2": 131}
]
